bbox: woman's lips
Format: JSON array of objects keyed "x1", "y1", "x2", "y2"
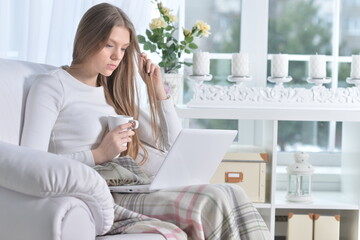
[{"x1": 107, "y1": 64, "x2": 117, "y2": 70}]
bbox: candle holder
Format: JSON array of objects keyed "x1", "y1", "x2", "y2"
[
  {"x1": 267, "y1": 76, "x2": 292, "y2": 86},
  {"x1": 346, "y1": 77, "x2": 360, "y2": 87},
  {"x1": 307, "y1": 77, "x2": 331, "y2": 86},
  {"x1": 286, "y1": 152, "x2": 314, "y2": 203},
  {"x1": 227, "y1": 75, "x2": 252, "y2": 84},
  {"x1": 188, "y1": 74, "x2": 213, "y2": 84}
]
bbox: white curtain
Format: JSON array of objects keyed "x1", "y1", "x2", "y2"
[
  {"x1": 0, "y1": 0, "x2": 181, "y2": 66},
  {"x1": 0, "y1": 0, "x2": 180, "y2": 107}
]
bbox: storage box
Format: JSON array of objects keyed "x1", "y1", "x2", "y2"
[
  {"x1": 314, "y1": 214, "x2": 340, "y2": 240},
  {"x1": 287, "y1": 213, "x2": 314, "y2": 240},
  {"x1": 210, "y1": 146, "x2": 268, "y2": 202}
]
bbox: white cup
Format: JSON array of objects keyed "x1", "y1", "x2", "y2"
[{"x1": 107, "y1": 115, "x2": 139, "y2": 146}]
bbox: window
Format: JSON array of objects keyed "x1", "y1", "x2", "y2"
[
  {"x1": 340, "y1": 1, "x2": 360, "y2": 54},
  {"x1": 184, "y1": 0, "x2": 241, "y2": 53}
]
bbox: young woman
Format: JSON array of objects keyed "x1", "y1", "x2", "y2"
[{"x1": 21, "y1": 3, "x2": 271, "y2": 240}]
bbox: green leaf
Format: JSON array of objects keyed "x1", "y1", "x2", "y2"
[
  {"x1": 188, "y1": 43, "x2": 198, "y2": 49},
  {"x1": 183, "y1": 62, "x2": 193, "y2": 66},
  {"x1": 185, "y1": 36, "x2": 194, "y2": 43},
  {"x1": 152, "y1": 28, "x2": 162, "y2": 35},
  {"x1": 144, "y1": 42, "x2": 152, "y2": 51},
  {"x1": 137, "y1": 35, "x2": 146, "y2": 44},
  {"x1": 169, "y1": 44, "x2": 176, "y2": 53},
  {"x1": 147, "y1": 32, "x2": 159, "y2": 43},
  {"x1": 146, "y1": 29, "x2": 152, "y2": 39},
  {"x1": 149, "y1": 36, "x2": 157, "y2": 44},
  {"x1": 163, "y1": 15, "x2": 170, "y2": 22},
  {"x1": 159, "y1": 62, "x2": 165, "y2": 67},
  {"x1": 158, "y1": 43, "x2": 167, "y2": 49},
  {"x1": 185, "y1": 49, "x2": 191, "y2": 54},
  {"x1": 165, "y1": 25, "x2": 173, "y2": 31},
  {"x1": 170, "y1": 52, "x2": 177, "y2": 60},
  {"x1": 150, "y1": 44, "x2": 157, "y2": 52}
]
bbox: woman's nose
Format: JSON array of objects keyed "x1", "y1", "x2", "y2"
[
  {"x1": 111, "y1": 49, "x2": 122, "y2": 60},
  {"x1": 111, "y1": 53, "x2": 120, "y2": 60}
]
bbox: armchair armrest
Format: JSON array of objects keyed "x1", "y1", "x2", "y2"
[
  {"x1": 0, "y1": 141, "x2": 114, "y2": 235},
  {"x1": 0, "y1": 186, "x2": 95, "y2": 240}
]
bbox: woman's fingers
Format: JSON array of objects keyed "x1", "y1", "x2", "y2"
[
  {"x1": 93, "y1": 124, "x2": 136, "y2": 164},
  {"x1": 146, "y1": 59, "x2": 152, "y2": 74},
  {"x1": 139, "y1": 52, "x2": 159, "y2": 75},
  {"x1": 117, "y1": 129, "x2": 135, "y2": 138},
  {"x1": 115, "y1": 129, "x2": 134, "y2": 145},
  {"x1": 112, "y1": 122, "x2": 133, "y2": 132},
  {"x1": 109, "y1": 130, "x2": 134, "y2": 157},
  {"x1": 109, "y1": 125, "x2": 135, "y2": 148}
]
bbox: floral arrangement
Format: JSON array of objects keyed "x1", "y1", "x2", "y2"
[{"x1": 137, "y1": 1, "x2": 211, "y2": 73}]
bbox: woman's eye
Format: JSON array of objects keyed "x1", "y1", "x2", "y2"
[
  {"x1": 121, "y1": 48, "x2": 127, "y2": 52},
  {"x1": 105, "y1": 44, "x2": 113, "y2": 48}
]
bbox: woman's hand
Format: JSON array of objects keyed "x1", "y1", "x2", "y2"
[
  {"x1": 92, "y1": 122, "x2": 135, "y2": 165},
  {"x1": 139, "y1": 52, "x2": 167, "y2": 100}
]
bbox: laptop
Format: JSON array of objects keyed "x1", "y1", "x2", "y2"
[{"x1": 109, "y1": 128, "x2": 238, "y2": 193}]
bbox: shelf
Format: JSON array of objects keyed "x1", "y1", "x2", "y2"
[
  {"x1": 177, "y1": 104, "x2": 360, "y2": 238},
  {"x1": 176, "y1": 104, "x2": 360, "y2": 121},
  {"x1": 275, "y1": 191, "x2": 359, "y2": 210}
]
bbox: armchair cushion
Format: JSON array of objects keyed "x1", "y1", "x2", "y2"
[{"x1": 0, "y1": 141, "x2": 114, "y2": 235}]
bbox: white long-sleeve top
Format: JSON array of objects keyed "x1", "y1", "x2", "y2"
[{"x1": 21, "y1": 68, "x2": 182, "y2": 177}]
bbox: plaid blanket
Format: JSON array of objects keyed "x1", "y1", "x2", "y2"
[
  {"x1": 95, "y1": 158, "x2": 271, "y2": 239},
  {"x1": 109, "y1": 184, "x2": 271, "y2": 239},
  {"x1": 94, "y1": 156, "x2": 151, "y2": 186}
]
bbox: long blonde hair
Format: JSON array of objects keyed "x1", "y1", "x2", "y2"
[{"x1": 72, "y1": 3, "x2": 159, "y2": 164}]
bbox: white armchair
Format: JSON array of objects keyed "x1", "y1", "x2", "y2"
[{"x1": 0, "y1": 59, "x2": 165, "y2": 240}]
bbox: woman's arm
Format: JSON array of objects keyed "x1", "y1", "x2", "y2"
[
  {"x1": 21, "y1": 74, "x2": 63, "y2": 151},
  {"x1": 137, "y1": 53, "x2": 182, "y2": 151},
  {"x1": 135, "y1": 53, "x2": 182, "y2": 176},
  {"x1": 21, "y1": 74, "x2": 99, "y2": 166}
]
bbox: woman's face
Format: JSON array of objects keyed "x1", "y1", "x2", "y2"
[{"x1": 88, "y1": 26, "x2": 130, "y2": 77}]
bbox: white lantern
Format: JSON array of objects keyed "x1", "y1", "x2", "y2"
[{"x1": 286, "y1": 151, "x2": 314, "y2": 202}]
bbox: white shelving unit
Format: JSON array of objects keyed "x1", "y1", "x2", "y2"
[{"x1": 175, "y1": 104, "x2": 360, "y2": 240}]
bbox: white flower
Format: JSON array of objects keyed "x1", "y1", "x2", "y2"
[
  {"x1": 149, "y1": 17, "x2": 168, "y2": 30},
  {"x1": 161, "y1": 6, "x2": 170, "y2": 15},
  {"x1": 195, "y1": 20, "x2": 211, "y2": 37},
  {"x1": 167, "y1": 13, "x2": 178, "y2": 23}
]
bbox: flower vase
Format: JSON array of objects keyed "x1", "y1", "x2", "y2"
[{"x1": 162, "y1": 73, "x2": 183, "y2": 104}]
